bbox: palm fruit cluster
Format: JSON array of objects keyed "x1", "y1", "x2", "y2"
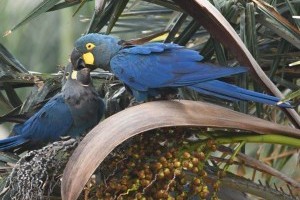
[{"x1": 86, "y1": 128, "x2": 220, "y2": 199}]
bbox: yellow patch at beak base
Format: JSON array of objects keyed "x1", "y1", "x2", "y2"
[{"x1": 82, "y1": 52, "x2": 95, "y2": 65}]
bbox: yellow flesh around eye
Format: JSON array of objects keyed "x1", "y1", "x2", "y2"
[
  {"x1": 71, "y1": 71, "x2": 78, "y2": 80},
  {"x1": 86, "y1": 43, "x2": 95, "y2": 50},
  {"x1": 83, "y1": 52, "x2": 95, "y2": 65}
]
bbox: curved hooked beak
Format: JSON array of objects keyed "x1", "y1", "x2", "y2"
[
  {"x1": 70, "y1": 48, "x2": 82, "y2": 69},
  {"x1": 70, "y1": 48, "x2": 96, "y2": 70}
]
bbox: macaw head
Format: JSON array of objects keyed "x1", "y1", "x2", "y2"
[
  {"x1": 63, "y1": 61, "x2": 92, "y2": 86},
  {"x1": 71, "y1": 67, "x2": 92, "y2": 86},
  {"x1": 71, "y1": 33, "x2": 121, "y2": 71}
]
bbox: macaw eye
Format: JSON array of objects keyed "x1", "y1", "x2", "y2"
[{"x1": 86, "y1": 43, "x2": 95, "y2": 50}]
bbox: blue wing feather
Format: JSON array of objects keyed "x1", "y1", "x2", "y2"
[
  {"x1": 110, "y1": 42, "x2": 290, "y2": 107},
  {"x1": 189, "y1": 80, "x2": 290, "y2": 107},
  {"x1": 122, "y1": 43, "x2": 183, "y2": 54},
  {"x1": 13, "y1": 94, "x2": 73, "y2": 144},
  {"x1": 111, "y1": 44, "x2": 247, "y2": 91},
  {"x1": 0, "y1": 135, "x2": 28, "y2": 151},
  {"x1": 0, "y1": 95, "x2": 74, "y2": 151}
]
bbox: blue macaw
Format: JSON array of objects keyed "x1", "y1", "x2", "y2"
[
  {"x1": 71, "y1": 33, "x2": 290, "y2": 107},
  {"x1": 0, "y1": 67, "x2": 105, "y2": 152}
]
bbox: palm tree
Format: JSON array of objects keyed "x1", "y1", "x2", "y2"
[{"x1": 0, "y1": 0, "x2": 299, "y2": 199}]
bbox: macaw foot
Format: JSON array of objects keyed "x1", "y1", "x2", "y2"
[
  {"x1": 128, "y1": 99, "x2": 145, "y2": 107},
  {"x1": 157, "y1": 93, "x2": 179, "y2": 101},
  {"x1": 60, "y1": 136, "x2": 72, "y2": 141},
  {"x1": 154, "y1": 87, "x2": 179, "y2": 101},
  {"x1": 129, "y1": 93, "x2": 181, "y2": 107}
]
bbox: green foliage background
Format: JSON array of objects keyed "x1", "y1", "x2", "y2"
[{"x1": 0, "y1": 1, "x2": 93, "y2": 73}]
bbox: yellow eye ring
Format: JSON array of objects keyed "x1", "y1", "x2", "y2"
[{"x1": 86, "y1": 43, "x2": 95, "y2": 50}]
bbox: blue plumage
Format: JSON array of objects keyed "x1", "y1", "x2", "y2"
[
  {"x1": 111, "y1": 49, "x2": 247, "y2": 90},
  {"x1": 0, "y1": 68, "x2": 105, "y2": 151},
  {"x1": 189, "y1": 80, "x2": 283, "y2": 104},
  {"x1": 72, "y1": 33, "x2": 290, "y2": 107}
]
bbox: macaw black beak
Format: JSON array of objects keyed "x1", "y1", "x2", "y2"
[
  {"x1": 70, "y1": 66, "x2": 91, "y2": 84},
  {"x1": 79, "y1": 67, "x2": 91, "y2": 74},
  {"x1": 70, "y1": 48, "x2": 97, "y2": 71},
  {"x1": 76, "y1": 58, "x2": 86, "y2": 70},
  {"x1": 70, "y1": 48, "x2": 82, "y2": 70}
]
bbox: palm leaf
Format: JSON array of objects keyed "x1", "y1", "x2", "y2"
[
  {"x1": 2, "y1": 83, "x2": 22, "y2": 108},
  {"x1": 47, "y1": 0, "x2": 92, "y2": 12},
  {"x1": 86, "y1": 0, "x2": 116, "y2": 33},
  {"x1": 284, "y1": 0, "x2": 300, "y2": 29},
  {"x1": 174, "y1": 19, "x2": 201, "y2": 45},
  {"x1": 61, "y1": 100, "x2": 300, "y2": 200},
  {"x1": 164, "y1": 12, "x2": 188, "y2": 42},
  {"x1": 106, "y1": 0, "x2": 130, "y2": 34},
  {"x1": 0, "y1": 92, "x2": 12, "y2": 111},
  {"x1": 3, "y1": 0, "x2": 60, "y2": 36},
  {"x1": 72, "y1": 0, "x2": 89, "y2": 17},
  {"x1": 143, "y1": 0, "x2": 182, "y2": 12},
  {"x1": 0, "y1": 44, "x2": 28, "y2": 74},
  {"x1": 279, "y1": 89, "x2": 300, "y2": 104},
  {"x1": 252, "y1": 0, "x2": 300, "y2": 49},
  {"x1": 124, "y1": 30, "x2": 170, "y2": 44}
]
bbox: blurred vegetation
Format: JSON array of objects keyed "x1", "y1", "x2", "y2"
[
  {"x1": 0, "y1": 0, "x2": 299, "y2": 199},
  {"x1": 0, "y1": 0, "x2": 93, "y2": 73}
]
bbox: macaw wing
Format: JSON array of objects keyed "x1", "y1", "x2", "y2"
[
  {"x1": 13, "y1": 94, "x2": 74, "y2": 143},
  {"x1": 110, "y1": 43, "x2": 247, "y2": 91}
]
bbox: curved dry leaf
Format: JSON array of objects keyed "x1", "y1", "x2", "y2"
[
  {"x1": 252, "y1": 0, "x2": 300, "y2": 37},
  {"x1": 172, "y1": 0, "x2": 300, "y2": 127},
  {"x1": 61, "y1": 100, "x2": 300, "y2": 200}
]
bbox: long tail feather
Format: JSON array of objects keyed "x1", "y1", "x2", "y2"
[
  {"x1": 189, "y1": 80, "x2": 291, "y2": 107},
  {"x1": 0, "y1": 135, "x2": 28, "y2": 151}
]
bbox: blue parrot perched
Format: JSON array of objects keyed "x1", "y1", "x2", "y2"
[
  {"x1": 0, "y1": 66, "x2": 105, "y2": 152},
  {"x1": 71, "y1": 33, "x2": 290, "y2": 107}
]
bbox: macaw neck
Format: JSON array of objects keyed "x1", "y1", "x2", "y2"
[
  {"x1": 100, "y1": 43, "x2": 122, "y2": 72},
  {"x1": 62, "y1": 79, "x2": 92, "y2": 103},
  {"x1": 112, "y1": 44, "x2": 122, "y2": 57}
]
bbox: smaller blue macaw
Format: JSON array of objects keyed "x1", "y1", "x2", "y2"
[
  {"x1": 70, "y1": 33, "x2": 290, "y2": 107},
  {"x1": 0, "y1": 66, "x2": 105, "y2": 152}
]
